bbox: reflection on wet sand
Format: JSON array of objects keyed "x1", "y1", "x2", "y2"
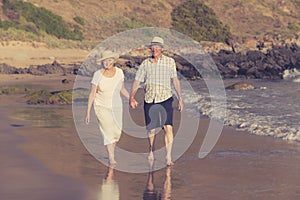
[
  {"x1": 143, "y1": 161, "x2": 172, "y2": 200},
  {"x1": 98, "y1": 167, "x2": 120, "y2": 200}
]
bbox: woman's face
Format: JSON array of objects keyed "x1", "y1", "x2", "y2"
[{"x1": 102, "y1": 58, "x2": 115, "y2": 69}]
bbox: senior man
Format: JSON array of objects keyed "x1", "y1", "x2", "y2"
[{"x1": 129, "y1": 36, "x2": 183, "y2": 166}]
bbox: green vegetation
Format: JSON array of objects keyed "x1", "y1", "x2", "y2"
[
  {"x1": 26, "y1": 90, "x2": 73, "y2": 105},
  {"x1": 114, "y1": 17, "x2": 147, "y2": 32},
  {"x1": 288, "y1": 22, "x2": 300, "y2": 32},
  {"x1": 294, "y1": 0, "x2": 300, "y2": 7},
  {"x1": 1, "y1": 0, "x2": 84, "y2": 40},
  {"x1": 171, "y1": 0, "x2": 232, "y2": 42},
  {"x1": 0, "y1": 28, "x2": 95, "y2": 49},
  {"x1": 73, "y1": 16, "x2": 85, "y2": 26},
  {"x1": 223, "y1": 3, "x2": 230, "y2": 9},
  {"x1": 0, "y1": 86, "x2": 30, "y2": 95},
  {"x1": 0, "y1": 20, "x2": 20, "y2": 30},
  {"x1": 122, "y1": 18, "x2": 146, "y2": 29},
  {"x1": 0, "y1": 85, "x2": 89, "y2": 105}
]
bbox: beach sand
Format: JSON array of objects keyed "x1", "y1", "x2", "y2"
[
  {"x1": 0, "y1": 41, "x2": 88, "y2": 68},
  {"x1": 1, "y1": 74, "x2": 300, "y2": 200}
]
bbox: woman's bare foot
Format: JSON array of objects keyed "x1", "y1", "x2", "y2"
[{"x1": 148, "y1": 151, "x2": 154, "y2": 161}]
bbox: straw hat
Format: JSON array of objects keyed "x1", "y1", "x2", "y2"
[
  {"x1": 149, "y1": 36, "x2": 164, "y2": 47},
  {"x1": 97, "y1": 50, "x2": 119, "y2": 63}
]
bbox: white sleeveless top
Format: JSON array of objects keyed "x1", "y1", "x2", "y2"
[{"x1": 91, "y1": 67, "x2": 124, "y2": 108}]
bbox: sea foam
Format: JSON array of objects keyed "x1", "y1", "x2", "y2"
[{"x1": 182, "y1": 79, "x2": 300, "y2": 143}]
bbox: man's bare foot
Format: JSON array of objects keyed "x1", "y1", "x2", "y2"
[
  {"x1": 166, "y1": 157, "x2": 174, "y2": 166},
  {"x1": 166, "y1": 161, "x2": 174, "y2": 166}
]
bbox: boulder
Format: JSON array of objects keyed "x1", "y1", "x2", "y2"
[
  {"x1": 226, "y1": 82, "x2": 255, "y2": 90},
  {"x1": 61, "y1": 79, "x2": 70, "y2": 84}
]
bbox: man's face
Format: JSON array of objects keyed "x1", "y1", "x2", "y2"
[{"x1": 150, "y1": 45, "x2": 163, "y2": 58}]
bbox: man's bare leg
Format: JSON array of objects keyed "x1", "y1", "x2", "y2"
[
  {"x1": 164, "y1": 125, "x2": 174, "y2": 166},
  {"x1": 148, "y1": 129, "x2": 156, "y2": 160}
]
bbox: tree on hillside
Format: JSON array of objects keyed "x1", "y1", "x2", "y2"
[{"x1": 171, "y1": 0, "x2": 231, "y2": 43}]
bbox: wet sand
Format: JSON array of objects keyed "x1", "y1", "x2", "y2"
[
  {"x1": 1, "y1": 74, "x2": 300, "y2": 200},
  {"x1": 0, "y1": 96, "x2": 85, "y2": 200}
]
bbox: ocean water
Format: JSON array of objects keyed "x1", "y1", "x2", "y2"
[{"x1": 182, "y1": 79, "x2": 300, "y2": 143}]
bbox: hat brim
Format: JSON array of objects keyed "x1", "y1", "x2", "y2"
[
  {"x1": 148, "y1": 42, "x2": 164, "y2": 48},
  {"x1": 97, "y1": 54, "x2": 119, "y2": 63}
]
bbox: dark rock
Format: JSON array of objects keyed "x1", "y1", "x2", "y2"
[
  {"x1": 61, "y1": 79, "x2": 70, "y2": 84},
  {"x1": 246, "y1": 50, "x2": 265, "y2": 61},
  {"x1": 35, "y1": 61, "x2": 65, "y2": 74},
  {"x1": 125, "y1": 60, "x2": 135, "y2": 68},
  {"x1": 213, "y1": 42, "x2": 300, "y2": 79},
  {"x1": 28, "y1": 66, "x2": 44, "y2": 75},
  {"x1": 0, "y1": 63, "x2": 18, "y2": 74}
]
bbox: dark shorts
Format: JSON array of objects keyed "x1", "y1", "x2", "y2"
[{"x1": 144, "y1": 97, "x2": 173, "y2": 131}]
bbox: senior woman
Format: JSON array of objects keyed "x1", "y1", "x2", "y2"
[{"x1": 85, "y1": 50, "x2": 129, "y2": 166}]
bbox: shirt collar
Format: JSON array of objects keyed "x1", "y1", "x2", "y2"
[{"x1": 149, "y1": 54, "x2": 164, "y2": 63}]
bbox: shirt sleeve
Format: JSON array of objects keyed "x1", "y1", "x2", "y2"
[
  {"x1": 91, "y1": 70, "x2": 102, "y2": 85},
  {"x1": 135, "y1": 61, "x2": 146, "y2": 82},
  {"x1": 170, "y1": 58, "x2": 177, "y2": 78},
  {"x1": 119, "y1": 68, "x2": 124, "y2": 82}
]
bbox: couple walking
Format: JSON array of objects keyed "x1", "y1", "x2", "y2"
[{"x1": 85, "y1": 37, "x2": 184, "y2": 166}]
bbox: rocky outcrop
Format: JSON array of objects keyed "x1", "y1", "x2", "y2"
[
  {"x1": 0, "y1": 61, "x2": 80, "y2": 75},
  {"x1": 0, "y1": 63, "x2": 26, "y2": 74},
  {"x1": 1, "y1": 42, "x2": 300, "y2": 80},
  {"x1": 212, "y1": 43, "x2": 300, "y2": 79}
]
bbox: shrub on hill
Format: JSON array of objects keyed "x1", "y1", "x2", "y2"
[
  {"x1": 0, "y1": 20, "x2": 19, "y2": 30},
  {"x1": 1, "y1": 0, "x2": 84, "y2": 40},
  {"x1": 171, "y1": 0, "x2": 231, "y2": 43},
  {"x1": 73, "y1": 16, "x2": 85, "y2": 26}
]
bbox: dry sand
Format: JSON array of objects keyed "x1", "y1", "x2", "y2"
[
  {"x1": 0, "y1": 41, "x2": 89, "y2": 68},
  {"x1": 1, "y1": 74, "x2": 300, "y2": 200}
]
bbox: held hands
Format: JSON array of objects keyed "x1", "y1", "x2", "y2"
[{"x1": 129, "y1": 97, "x2": 138, "y2": 109}]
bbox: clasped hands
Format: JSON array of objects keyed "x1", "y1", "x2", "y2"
[
  {"x1": 129, "y1": 97, "x2": 183, "y2": 112},
  {"x1": 129, "y1": 97, "x2": 138, "y2": 109}
]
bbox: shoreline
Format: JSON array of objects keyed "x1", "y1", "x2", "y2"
[{"x1": 1, "y1": 74, "x2": 300, "y2": 199}]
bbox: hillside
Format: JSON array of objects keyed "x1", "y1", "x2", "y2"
[
  {"x1": 24, "y1": 0, "x2": 185, "y2": 41},
  {"x1": 16, "y1": 0, "x2": 299, "y2": 43},
  {"x1": 203, "y1": 0, "x2": 300, "y2": 41},
  {"x1": 0, "y1": 0, "x2": 299, "y2": 49}
]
